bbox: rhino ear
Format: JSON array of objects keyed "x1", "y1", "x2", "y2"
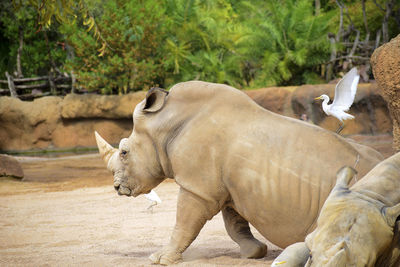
[
  {"x1": 383, "y1": 203, "x2": 400, "y2": 228},
  {"x1": 143, "y1": 87, "x2": 169, "y2": 113},
  {"x1": 334, "y1": 166, "x2": 357, "y2": 190}
]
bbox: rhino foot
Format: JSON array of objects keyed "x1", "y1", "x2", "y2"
[
  {"x1": 240, "y1": 239, "x2": 268, "y2": 259},
  {"x1": 149, "y1": 248, "x2": 182, "y2": 265}
]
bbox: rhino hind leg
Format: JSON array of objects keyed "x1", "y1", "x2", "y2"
[{"x1": 222, "y1": 206, "x2": 268, "y2": 259}]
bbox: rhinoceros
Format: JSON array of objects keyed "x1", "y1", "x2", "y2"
[
  {"x1": 94, "y1": 81, "x2": 383, "y2": 265},
  {"x1": 273, "y1": 153, "x2": 400, "y2": 267}
]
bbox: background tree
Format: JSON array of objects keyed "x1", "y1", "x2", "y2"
[{"x1": 1, "y1": 0, "x2": 399, "y2": 95}]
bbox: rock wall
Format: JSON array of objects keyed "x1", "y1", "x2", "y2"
[
  {"x1": 0, "y1": 83, "x2": 391, "y2": 151},
  {"x1": 0, "y1": 92, "x2": 146, "y2": 151},
  {"x1": 371, "y1": 34, "x2": 400, "y2": 152},
  {"x1": 245, "y1": 82, "x2": 391, "y2": 135}
]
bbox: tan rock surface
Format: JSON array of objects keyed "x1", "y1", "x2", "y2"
[
  {"x1": 371, "y1": 34, "x2": 400, "y2": 151},
  {"x1": 0, "y1": 154, "x2": 24, "y2": 178},
  {"x1": 244, "y1": 86, "x2": 295, "y2": 115},
  {"x1": 0, "y1": 92, "x2": 145, "y2": 151},
  {"x1": 291, "y1": 83, "x2": 390, "y2": 135},
  {"x1": 0, "y1": 96, "x2": 62, "y2": 150},
  {"x1": 61, "y1": 91, "x2": 146, "y2": 119},
  {"x1": 0, "y1": 85, "x2": 392, "y2": 151}
]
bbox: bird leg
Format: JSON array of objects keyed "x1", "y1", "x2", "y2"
[
  {"x1": 146, "y1": 201, "x2": 158, "y2": 213},
  {"x1": 336, "y1": 121, "x2": 345, "y2": 134}
]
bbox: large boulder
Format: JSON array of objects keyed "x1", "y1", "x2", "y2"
[
  {"x1": 247, "y1": 83, "x2": 391, "y2": 135},
  {"x1": 0, "y1": 154, "x2": 24, "y2": 178},
  {"x1": 0, "y1": 96, "x2": 62, "y2": 150},
  {"x1": 244, "y1": 86, "x2": 295, "y2": 115},
  {"x1": 291, "y1": 83, "x2": 390, "y2": 135},
  {"x1": 61, "y1": 92, "x2": 146, "y2": 119},
  {"x1": 0, "y1": 92, "x2": 145, "y2": 151},
  {"x1": 371, "y1": 34, "x2": 400, "y2": 151},
  {"x1": 0, "y1": 85, "x2": 392, "y2": 151}
]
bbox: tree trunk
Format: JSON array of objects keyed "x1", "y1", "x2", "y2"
[
  {"x1": 65, "y1": 42, "x2": 76, "y2": 93},
  {"x1": 48, "y1": 71, "x2": 57, "y2": 95},
  {"x1": 382, "y1": 0, "x2": 394, "y2": 43},
  {"x1": 326, "y1": 36, "x2": 337, "y2": 81},
  {"x1": 315, "y1": 0, "x2": 320, "y2": 16},
  {"x1": 43, "y1": 31, "x2": 60, "y2": 74},
  {"x1": 361, "y1": 0, "x2": 370, "y2": 43},
  {"x1": 5, "y1": 72, "x2": 18, "y2": 98},
  {"x1": 16, "y1": 27, "x2": 24, "y2": 78}
]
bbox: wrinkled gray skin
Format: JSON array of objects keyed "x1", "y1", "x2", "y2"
[
  {"x1": 304, "y1": 153, "x2": 400, "y2": 267},
  {"x1": 95, "y1": 81, "x2": 383, "y2": 265},
  {"x1": 277, "y1": 153, "x2": 400, "y2": 267}
]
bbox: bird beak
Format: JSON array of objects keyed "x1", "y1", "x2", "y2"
[{"x1": 314, "y1": 96, "x2": 322, "y2": 100}]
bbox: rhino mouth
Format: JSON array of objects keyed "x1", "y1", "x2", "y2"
[
  {"x1": 114, "y1": 183, "x2": 132, "y2": 197},
  {"x1": 114, "y1": 184, "x2": 142, "y2": 197}
]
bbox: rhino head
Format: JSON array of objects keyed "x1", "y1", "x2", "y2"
[
  {"x1": 304, "y1": 166, "x2": 400, "y2": 267},
  {"x1": 94, "y1": 88, "x2": 169, "y2": 197}
]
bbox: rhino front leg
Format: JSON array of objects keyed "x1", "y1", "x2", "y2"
[
  {"x1": 222, "y1": 206, "x2": 267, "y2": 258},
  {"x1": 149, "y1": 188, "x2": 219, "y2": 265}
]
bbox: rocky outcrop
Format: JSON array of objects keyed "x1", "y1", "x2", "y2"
[
  {"x1": 0, "y1": 84, "x2": 392, "y2": 151},
  {"x1": 246, "y1": 82, "x2": 390, "y2": 136},
  {"x1": 371, "y1": 34, "x2": 400, "y2": 151},
  {"x1": 245, "y1": 86, "x2": 295, "y2": 114},
  {"x1": 0, "y1": 96, "x2": 62, "y2": 150},
  {"x1": 290, "y1": 83, "x2": 390, "y2": 135},
  {"x1": 0, "y1": 92, "x2": 145, "y2": 151},
  {"x1": 61, "y1": 92, "x2": 146, "y2": 119},
  {"x1": 0, "y1": 154, "x2": 24, "y2": 178}
]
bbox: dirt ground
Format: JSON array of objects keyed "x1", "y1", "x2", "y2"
[{"x1": 0, "y1": 134, "x2": 395, "y2": 266}]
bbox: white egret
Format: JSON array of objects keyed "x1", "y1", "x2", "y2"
[
  {"x1": 145, "y1": 190, "x2": 162, "y2": 211},
  {"x1": 315, "y1": 67, "x2": 360, "y2": 134}
]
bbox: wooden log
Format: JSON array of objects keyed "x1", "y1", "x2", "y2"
[
  {"x1": 14, "y1": 83, "x2": 48, "y2": 90},
  {"x1": 18, "y1": 92, "x2": 51, "y2": 100},
  {"x1": 13, "y1": 76, "x2": 49, "y2": 83},
  {"x1": 55, "y1": 84, "x2": 71, "y2": 89},
  {"x1": 326, "y1": 55, "x2": 370, "y2": 64},
  {"x1": 54, "y1": 76, "x2": 72, "y2": 83},
  {"x1": 5, "y1": 72, "x2": 17, "y2": 98}
]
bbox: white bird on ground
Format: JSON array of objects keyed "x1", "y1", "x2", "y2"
[
  {"x1": 314, "y1": 67, "x2": 360, "y2": 134},
  {"x1": 144, "y1": 190, "x2": 162, "y2": 211}
]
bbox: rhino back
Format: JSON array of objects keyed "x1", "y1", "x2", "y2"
[
  {"x1": 222, "y1": 110, "x2": 381, "y2": 247},
  {"x1": 351, "y1": 152, "x2": 400, "y2": 206},
  {"x1": 152, "y1": 81, "x2": 382, "y2": 248}
]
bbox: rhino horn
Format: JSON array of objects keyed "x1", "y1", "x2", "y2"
[
  {"x1": 334, "y1": 166, "x2": 357, "y2": 191},
  {"x1": 94, "y1": 131, "x2": 118, "y2": 171},
  {"x1": 383, "y1": 203, "x2": 400, "y2": 227}
]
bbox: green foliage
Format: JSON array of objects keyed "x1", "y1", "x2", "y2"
[
  {"x1": 162, "y1": 0, "x2": 244, "y2": 87},
  {"x1": 0, "y1": 3, "x2": 66, "y2": 78},
  {"x1": 236, "y1": 0, "x2": 332, "y2": 87},
  {"x1": 3, "y1": 0, "x2": 399, "y2": 93},
  {"x1": 60, "y1": 0, "x2": 166, "y2": 93}
]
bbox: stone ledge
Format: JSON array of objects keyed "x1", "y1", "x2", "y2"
[{"x1": 0, "y1": 84, "x2": 392, "y2": 151}]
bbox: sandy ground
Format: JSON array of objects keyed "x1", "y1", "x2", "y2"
[
  {"x1": 0, "y1": 155, "x2": 281, "y2": 267},
  {"x1": 0, "y1": 134, "x2": 395, "y2": 266}
]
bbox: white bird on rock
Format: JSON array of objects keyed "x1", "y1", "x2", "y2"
[
  {"x1": 145, "y1": 190, "x2": 162, "y2": 211},
  {"x1": 315, "y1": 67, "x2": 360, "y2": 134}
]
